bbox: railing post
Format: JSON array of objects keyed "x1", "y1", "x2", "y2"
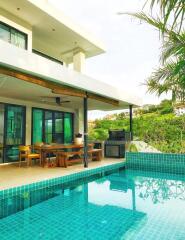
[
  {"x1": 83, "y1": 96, "x2": 88, "y2": 168},
  {"x1": 129, "y1": 105, "x2": 133, "y2": 141}
]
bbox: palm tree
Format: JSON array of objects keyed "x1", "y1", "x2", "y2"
[{"x1": 125, "y1": 12, "x2": 185, "y2": 102}]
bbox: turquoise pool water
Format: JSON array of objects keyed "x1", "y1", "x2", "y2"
[{"x1": 0, "y1": 169, "x2": 185, "y2": 240}]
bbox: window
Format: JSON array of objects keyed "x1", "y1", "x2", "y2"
[
  {"x1": 0, "y1": 22, "x2": 27, "y2": 49},
  {"x1": 32, "y1": 49, "x2": 63, "y2": 65},
  {"x1": 32, "y1": 108, "x2": 73, "y2": 144},
  {"x1": 0, "y1": 23, "x2": 10, "y2": 43},
  {"x1": 4, "y1": 104, "x2": 26, "y2": 163}
]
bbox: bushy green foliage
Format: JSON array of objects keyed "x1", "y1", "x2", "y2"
[
  {"x1": 89, "y1": 111, "x2": 185, "y2": 153},
  {"x1": 139, "y1": 100, "x2": 173, "y2": 115},
  {"x1": 133, "y1": 113, "x2": 185, "y2": 153},
  {"x1": 88, "y1": 128, "x2": 108, "y2": 141},
  {"x1": 158, "y1": 100, "x2": 173, "y2": 114}
]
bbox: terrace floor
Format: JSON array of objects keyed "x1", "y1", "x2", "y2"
[{"x1": 0, "y1": 158, "x2": 124, "y2": 190}]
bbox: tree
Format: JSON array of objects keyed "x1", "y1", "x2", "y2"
[{"x1": 126, "y1": 4, "x2": 185, "y2": 102}]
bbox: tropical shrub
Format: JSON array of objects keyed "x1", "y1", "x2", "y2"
[{"x1": 89, "y1": 111, "x2": 185, "y2": 153}]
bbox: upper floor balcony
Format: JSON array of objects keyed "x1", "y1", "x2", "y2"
[
  {"x1": 0, "y1": 39, "x2": 141, "y2": 111},
  {"x1": 0, "y1": 0, "x2": 105, "y2": 68}
]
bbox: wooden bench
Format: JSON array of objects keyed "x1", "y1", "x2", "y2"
[
  {"x1": 57, "y1": 151, "x2": 84, "y2": 168},
  {"x1": 58, "y1": 148, "x2": 103, "y2": 168},
  {"x1": 88, "y1": 149, "x2": 102, "y2": 161}
]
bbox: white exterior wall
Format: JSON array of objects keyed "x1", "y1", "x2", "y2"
[
  {"x1": 0, "y1": 8, "x2": 32, "y2": 51},
  {"x1": 0, "y1": 96, "x2": 78, "y2": 145}
]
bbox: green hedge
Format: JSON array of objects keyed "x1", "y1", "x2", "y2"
[{"x1": 89, "y1": 113, "x2": 185, "y2": 153}]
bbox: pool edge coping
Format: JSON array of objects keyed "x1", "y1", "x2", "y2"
[{"x1": 0, "y1": 161, "x2": 125, "y2": 197}]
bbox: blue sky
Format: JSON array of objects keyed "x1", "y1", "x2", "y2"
[{"x1": 49, "y1": 0, "x2": 170, "y2": 119}]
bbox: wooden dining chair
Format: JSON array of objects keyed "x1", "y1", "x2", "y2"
[{"x1": 19, "y1": 145, "x2": 41, "y2": 167}]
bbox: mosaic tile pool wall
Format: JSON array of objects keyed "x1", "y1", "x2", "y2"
[
  {"x1": 0, "y1": 162, "x2": 125, "y2": 201},
  {"x1": 126, "y1": 152, "x2": 185, "y2": 175}
]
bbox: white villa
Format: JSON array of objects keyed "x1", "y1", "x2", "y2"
[{"x1": 0, "y1": 0, "x2": 141, "y2": 165}]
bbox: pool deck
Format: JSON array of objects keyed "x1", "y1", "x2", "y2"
[{"x1": 0, "y1": 158, "x2": 125, "y2": 191}]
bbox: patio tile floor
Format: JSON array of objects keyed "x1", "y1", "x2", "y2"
[{"x1": 0, "y1": 158, "x2": 124, "y2": 190}]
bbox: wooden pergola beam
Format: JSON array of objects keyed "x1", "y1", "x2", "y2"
[
  {"x1": 0, "y1": 66, "x2": 119, "y2": 106},
  {"x1": 87, "y1": 92, "x2": 119, "y2": 106},
  {"x1": 0, "y1": 66, "x2": 86, "y2": 98},
  {"x1": 52, "y1": 89, "x2": 86, "y2": 98}
]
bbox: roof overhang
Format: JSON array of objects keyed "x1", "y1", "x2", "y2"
[
  {"x1": 0, "y1": 0, "x2": 105, "y2": 63},
  {"x1": 0, "y1": 40, "x2": 142, "y2": 110}
]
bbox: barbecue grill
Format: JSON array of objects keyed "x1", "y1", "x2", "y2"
[{"x1": 104, "y1": 129, "x2": 131, "y2": 158}]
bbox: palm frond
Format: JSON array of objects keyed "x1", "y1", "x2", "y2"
[
  {"x1": 161, "y1": 32, "x2": 185, "y2": 62},
  {"x1": 126, "y1": 12, "x2": 185, "y2": 65},
  {"x1": 146, "y1": 59, "x2": 185, "y2": 98},
  {"x1": 126, "y1": 12, "x2": 168, "y2": 34},
  {"x1": 126, "y1": 1, "x2": 185, "y2": 102},
  {"x1": 145, "y1": 0, "x2": 185, "y2": 32}
]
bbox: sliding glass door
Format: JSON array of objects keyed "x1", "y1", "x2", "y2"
[
  {"x1": 54, "y1": 112, "x2": 63, "y2": 143},
  {"x1": 32, "y1": 109, "x2": 43, "y2": 144},
  {"x1": 32, "y1": 108, "x2": 73, "y2": 144},
  {"x1": 44, "y1": 111, "x2": 53, "y2": 144},
  {"x1": 64, "y1": 113, "x2": 73, "y2": 144},
  {"x1": 3, "y1": 104, "x2": 26, "y2": 163}
]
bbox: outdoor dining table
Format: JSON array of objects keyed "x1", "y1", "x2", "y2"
[{"x1": 35, "y1": 143, "x2": 94, "y2": 167}]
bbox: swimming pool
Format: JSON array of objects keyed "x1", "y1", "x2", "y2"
[{"x1": 0, "y1": 168, "x2": 185, "y2": 240}]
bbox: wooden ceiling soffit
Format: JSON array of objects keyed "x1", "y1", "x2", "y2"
[
  {"x1": 0, "y1": 66, "x2": 119, "y2": 106},
  {"x1": 0, "y1": 66, "x2": 86, "y2": 97},
  {"x1": 87, "y1": 93, "x2": 119, "y2": 106}
]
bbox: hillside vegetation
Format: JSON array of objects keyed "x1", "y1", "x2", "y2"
[{"x1": 89, "y1": 100, "x2": 185, "y2": 153}]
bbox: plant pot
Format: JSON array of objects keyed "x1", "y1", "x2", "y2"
[{"x1": 74, "y1": 137, "x2": 83, "y2": 145}]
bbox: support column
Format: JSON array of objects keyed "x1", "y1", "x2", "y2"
[
  {"x1": 73, "y1": 48, "x2": 85, "y2": 73},
  {"x1": 129, "y1": 105, "x2": 133, "y2": 141},
  {"x1": 26, "y1": 106, "x2": 32, "y2": 145},
  {"x1": 83, "y1": 96, "x2": 88, "y2": 168}
]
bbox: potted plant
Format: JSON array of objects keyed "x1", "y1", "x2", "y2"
[{"x1": 74, "y1": 133, "x2": 83, "y2": 145}]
